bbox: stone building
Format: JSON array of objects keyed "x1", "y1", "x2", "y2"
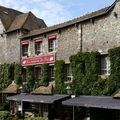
[
  {"x1": 0, "y1": 6, "x2": 47, "y2": 64},
  {"x1": 21, "y1": 0, "x2": 120, "y2": 83}
]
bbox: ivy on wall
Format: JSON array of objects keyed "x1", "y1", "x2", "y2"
[
  {"x1": 0, "y1": 64, "x2": 13, "y2": 90},
  {"x1": 54, "y1": 60, "x2": 66, "y2": 94},
  {"x1": 105, "y1": 47, "x2": 120, "y2": 95},
  {"x1": 70, "y1": 52, "x2": 100, "y2": 95},
  {"x1": 40, "y1": 64, "x2": 49, "y2": 86},
  {"x1": 14, "y1": 63, "x2": 22, "y2": 86},
  {"x1": 26, "y1": 66, "x2": 34, "y2": 91}
]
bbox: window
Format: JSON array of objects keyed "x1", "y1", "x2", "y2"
[
  {"x1": 66, "y1": 64, "x2": 72, "y2": 81},
  {"x1": 48, "y1": 39, "x2": 57, "y2": 52},
  {"x1": 49, "y1": 65, "x2": 54, "y2": 81},
  {"x1": 22, "y1": 44, "x2": 28, "y2": 57},
  {"x1": 35, "y1": 67, "x2": 42, "y2": 81},
  {"x1": 100, "y1": 55, "x2": 110, "y2": 75},
  {"x1": 35, "y1": 42, "x2": 42, "y2": 55}
]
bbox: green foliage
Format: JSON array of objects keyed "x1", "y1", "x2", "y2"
[
  {"x1": 91, "y1": 77, "x2": 108, "y2": 95},
  {"x1": 0, "y1": 63, "x2": 13, "y2": 90},
  {"x1": 0, "y1": 111, "x2": 12, "y2": 120},
  {"x1": 55, "y1": 60, "x2": 66, "y2": 94},
  {"x1": 14, "y1": 63, "x2": 22, "y2": 86},
  {"x1": 106, "y1": 47, "x2": 120, "y2": 94},
  {"x1": 26, "y1": 66, "x2": 35, "y2": 91},
  {"x1": 70, "y1": 52, "x2": 100, "y2": 95},
  {"x1": 0, "y1": 102, "x2": 9, "y2": 111},
  {"x1": 40, "y1": 64, "x2": 49, "y2": 86}
]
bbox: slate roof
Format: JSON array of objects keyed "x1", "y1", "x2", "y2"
[
  {"x1": 7, "y1": 12, "x2": 30, "y2": 32},
  {"x1": 7, "y1": 12, "x2": 47, "y2": 33},
  {"x1": 62, "y1": 95, "x2": 120, "y2": 110},
  {"x1": 0, "y1": 6, "x2": 47, "y2": 32},
  {"x1": 7, "y1": 94, "x2": 69, "y2": 104},
  {"x1": 0, "y1": 6, "x2": 22, "y2": 30},
  {"x1": 21, "y1": 0, "x2": 116, "y2": 39}
]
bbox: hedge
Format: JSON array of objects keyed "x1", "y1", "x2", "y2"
[{"x1": 0, "y1": 111, "x2": 12, "y2": 120}]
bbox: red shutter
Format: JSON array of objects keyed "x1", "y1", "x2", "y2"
[
  {"x1": 48, "y1": 34, "x2": 57, "y2": 40},
  {"x1": 34, "y1": 38, "x2": 43, "y2": 42},
  {"x1": 21, "y1": 41, "x2": 29, "y2": 45}
]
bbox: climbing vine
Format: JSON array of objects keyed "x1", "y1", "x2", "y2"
[
  {"x1": 54, "y1": 60, "x2": 66, "y2": 94},
  {"x1": 39, "y1": 64, "x2": 49, "y2": 86},
  {"x1": 70, "y1": 52, "x2": 100, "y2": 95},
  {"x1": 14, "y1": 63, "x2": 22, "y2": 86},
  {"x1": 26, "y1": 66, "x2": 34, "y2": 91}
]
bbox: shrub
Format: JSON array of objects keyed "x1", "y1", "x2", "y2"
[
  {"x1": 0, "y1": 111, "x2": 12, "y2": 120},
  {"x1": 0, "y1": 102, "x2": 9, "y2": 111}
]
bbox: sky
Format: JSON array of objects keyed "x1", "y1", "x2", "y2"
[{"x1": 0, "y1": 0, "x2": 115, "y2": 26}]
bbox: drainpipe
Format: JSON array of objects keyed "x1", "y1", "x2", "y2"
[{"x1": 80, "y1": 24, "x2": 83, "y2": 52}]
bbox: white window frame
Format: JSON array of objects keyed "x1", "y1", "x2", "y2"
[
  {"x1": 101, "y1": 55, "x2": 110, "y2": 75},
  {"x1": 48, "y1": 39, "x2": 57, "y2": 52},
  {"x1": 35, "y1": 41, "x2": 42, "y2": 55},
  {"x1": 66, "y1": 64, "x2": 73, "y2": 81}
]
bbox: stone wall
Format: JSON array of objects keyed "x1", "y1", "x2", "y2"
[
  {"x1": 82, "y1": 1, "x2": 120, "y2": 53},
  {"x1": 6, "y1": 31, "x2": 20, "y2": 63}
]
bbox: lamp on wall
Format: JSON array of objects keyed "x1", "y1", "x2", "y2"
[{"x1": 66, "y1": 85, "x2": 72, "y2": 95}]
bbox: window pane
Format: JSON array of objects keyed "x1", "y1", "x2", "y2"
[
  {"x1": 35, "y1": 42, "x2": 42, "y2": 55},
  {"x1": 22, "y1": 45, "x2": 28, "y2": 56},
  {"x1": 49, "y1": 66, "x2": 54, "y2": 81},
  {"x1": 48, "y1": 40, "x2": 56, "y2": 52},
  {"x1": 66, "y1": 64, "x2": 72, "y2": 81},
  {"x1": 100, "y1": 55, "x2": 110, "y2": 75}
]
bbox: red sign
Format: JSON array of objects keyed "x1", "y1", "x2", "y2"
[
  {"x1": 48, "y1": 34, "x2": 56, "y2": 40},
  {"x1": 21, "y1": 55, "x2": 55, "y2": 66}
]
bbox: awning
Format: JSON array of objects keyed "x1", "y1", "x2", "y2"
[
  {"x1": 7, "y1": 93, "x2": 27, "y2": 101},
  {"x1": 7, "y1": 94, "x2": 69, "y2": 104},
  {"x1": 62, "y1": 96, "x2": 120, "y2": 110}
]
